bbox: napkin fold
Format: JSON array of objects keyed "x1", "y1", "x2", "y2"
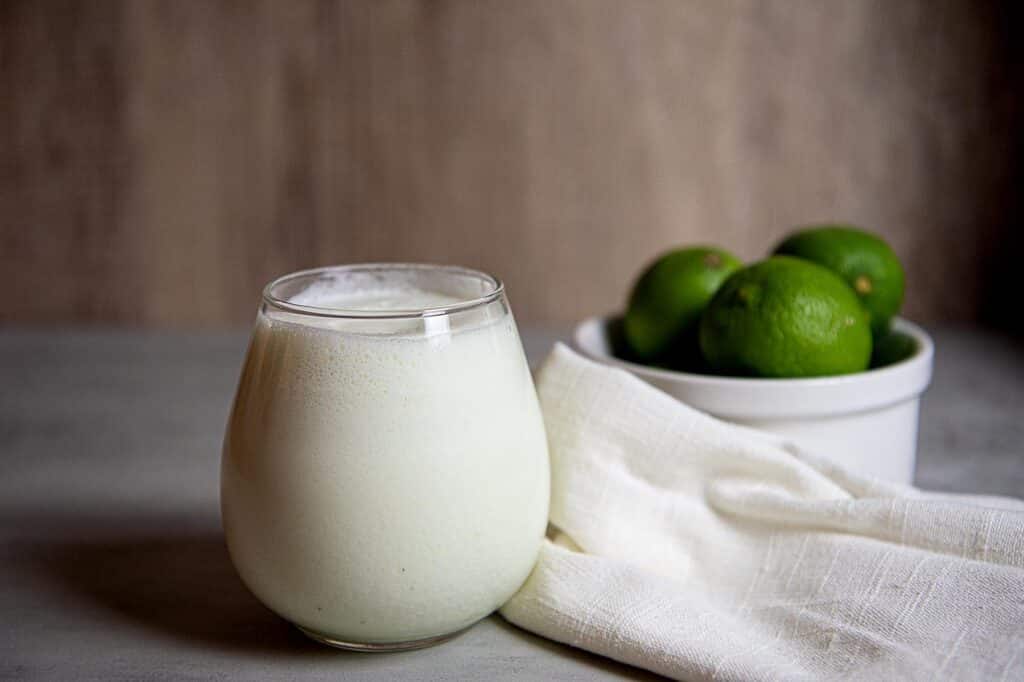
[{"x1": 500, "y1": 344, "x2": 1024, "y2": 681}]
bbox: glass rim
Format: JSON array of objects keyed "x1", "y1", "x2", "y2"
[{"x1": 261, "y1": 263, "x2": 506, "y2": 320}]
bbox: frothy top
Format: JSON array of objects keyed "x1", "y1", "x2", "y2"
[{"x1": 289, "y1": 282, "x2": 464, "y2": 313}]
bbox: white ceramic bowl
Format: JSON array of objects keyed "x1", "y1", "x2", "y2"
[{"x1": 573, "y1": 316, "x2": 934, "y2": 484}]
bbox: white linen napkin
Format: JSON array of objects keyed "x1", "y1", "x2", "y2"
[{"x1": 500, "y1": 344, "x2": 1024, "y2": 681}]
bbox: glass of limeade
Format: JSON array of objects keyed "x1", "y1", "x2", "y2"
[{"x1": 221, "y1": 264, "x2": 551, "y2": 651}]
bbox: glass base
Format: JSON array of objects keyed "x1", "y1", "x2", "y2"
[{"x1": 297, "y1": 624, "x2": 470, "y2": 652}]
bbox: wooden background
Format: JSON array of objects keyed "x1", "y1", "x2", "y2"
[{"x1": 2, "y1": 0, "x2": 1021, "y2": 328}]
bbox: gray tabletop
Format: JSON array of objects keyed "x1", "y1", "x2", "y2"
[{"x1": 2, "y1": 326, "x2": 1022, "y2": 681}]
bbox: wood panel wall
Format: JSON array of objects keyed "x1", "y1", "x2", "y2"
[{"x1": 2, "y1": 0, "x2": 1020, "y2": 327}]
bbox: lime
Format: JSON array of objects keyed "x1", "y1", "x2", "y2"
[
  {"x1": 773, "y1": 225, "x2": 905, "y2": 336},
  {"x1": 870, "y1": 329, "x2": 917, "y2": 368},
  {"x1": 699, "y1": 256, "x2": 872, "y2": 377},
  {"x1": 624, "y1": 247, "x2": 742, "y2": 365}
]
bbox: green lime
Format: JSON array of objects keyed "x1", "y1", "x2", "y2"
[
  {"x1": 773, "y1": 225, "x2": 905, "y2": 336},
  {"x1": 699, "y1": 256, "x2": 872, "y2": 377},
  {"x1": 624, "y1": 246, "x2": 743, "y2": 365},
  {"x1": 870, "y1": 329, "x2": 917, "y2": 369}
]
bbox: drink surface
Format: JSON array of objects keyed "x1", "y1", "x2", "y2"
[
  {"x1": 289, "y1": 283, "x2": 464, "y2": 312},
  {"x1": 222, "y1": 286, "x2": 550, "y2": 643}
]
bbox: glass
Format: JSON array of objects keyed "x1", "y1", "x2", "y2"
[{"x1": 221, "y1": 264, "x2": 550, "y2": 651}]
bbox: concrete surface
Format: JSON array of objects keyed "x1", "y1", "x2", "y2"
[{"x1": 1, "y1": 326, "x2": 1021, "y2": 680}]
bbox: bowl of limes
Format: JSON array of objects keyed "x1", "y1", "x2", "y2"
[{"x1": 574, "y1": 225, "x2": 934, "y2": 484}]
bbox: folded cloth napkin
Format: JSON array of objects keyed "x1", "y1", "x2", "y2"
[{"x1": 500, "y1": 344, "x2": 1024, "y2": 681}]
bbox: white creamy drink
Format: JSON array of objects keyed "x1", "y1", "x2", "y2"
[{"x1": 221, "y1": 265, "x2": 550, "y2": 649}]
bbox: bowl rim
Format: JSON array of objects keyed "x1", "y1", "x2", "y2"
[{"x1": 572, "y1": 315, "x2": 934, "y2": 418}]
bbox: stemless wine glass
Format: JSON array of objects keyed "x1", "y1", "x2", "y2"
[{"x1": 221, "y1": 264, "x2": 550, "y2": 651}]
